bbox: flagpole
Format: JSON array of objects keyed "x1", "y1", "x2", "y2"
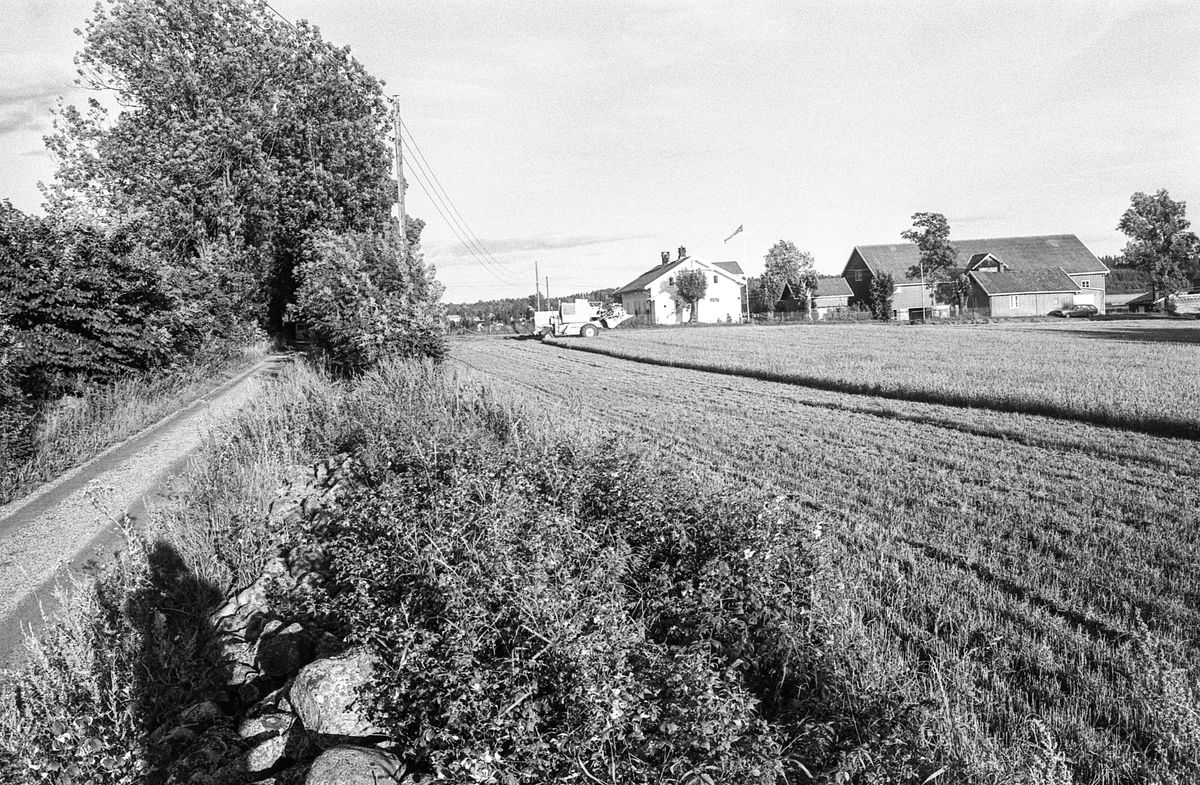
[{"x1": 742, "y1": 228, "x2": 748, "y2": 323}]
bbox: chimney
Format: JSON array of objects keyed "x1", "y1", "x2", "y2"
[
  {"x1": 661, "y1": 251, "x2": 670, "y2": 266},
  {"x1": 678, "y1": 246, "x2": 686, "y2": 260}
]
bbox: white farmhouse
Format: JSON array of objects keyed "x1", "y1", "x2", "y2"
[{"x1": 613, "y1": 247, "x2": 746, "y2": 325}]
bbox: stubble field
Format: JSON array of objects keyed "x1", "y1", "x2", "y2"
[
  {"x1": 454, "y1": 321, "x2": 1200, "y2": 783},
  {"x1": 545, "y1": 320, "x2": 1200, "y2": 438}
]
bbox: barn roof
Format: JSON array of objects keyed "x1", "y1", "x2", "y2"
[
  {"x1": 848, "y1": 234, "x2": 1107, "y2": 283},
  {"x1": 969, "y1": 269, "x2": 1081, "y2": 296},
  {"x1": 713, "y1": 261, "x2": 744, "y2": 275}
]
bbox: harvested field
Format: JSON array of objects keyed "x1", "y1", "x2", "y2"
[
  {"x1": 545, "y1": 320, "x2": 1200, "y2": 438},
  {"x1": 454, "y1": 335, "x2": 1200, "y2": 782}
]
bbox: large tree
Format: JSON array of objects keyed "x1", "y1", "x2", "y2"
[
  {"x1": 1117, "y1": 189, "x2": 1199, "y2": 307},
  {"x1": 47, "y1": 0, "x2": 396, "y2": 332},
  {"x1": 901, "y1": 212, "x2": 959, "y2": 309},
  {"x1": 761, "y1": 241, "x2": 818, "y2": 319},
  {"x1": 674, "y1": 268, "x2": 708, "y2": 323}
]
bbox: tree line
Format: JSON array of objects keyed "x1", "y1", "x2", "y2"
[{"x1": 1, "y1": 0, "x2": 444, "y2": 438}]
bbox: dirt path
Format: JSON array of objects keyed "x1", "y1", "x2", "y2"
[{"x1": 0, "y1": 355, "x2": 289, "y2": 663}]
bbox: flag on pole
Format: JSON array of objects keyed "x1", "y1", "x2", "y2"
[{"x1": 724, "y1": 224, "x2": 743, "y2": 243}]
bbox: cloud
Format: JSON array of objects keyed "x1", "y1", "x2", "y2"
[
  {"x1": 0, "y1": 75, "x2": 68, "y2": 137},
  {"x1": 0, "y1": 105, "x2": 46, "y2": 135},
  {"x1": 427, "y1": 231, "x2": 651, "y2": 258}
]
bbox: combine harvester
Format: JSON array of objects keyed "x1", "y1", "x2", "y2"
[{"x1": 533, "y1": 299, "x2": 631, "y2": 338}]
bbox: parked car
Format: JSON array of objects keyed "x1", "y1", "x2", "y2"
[{"x1": 1048, "y1": 304, "x2": 1098, "y2": 318}]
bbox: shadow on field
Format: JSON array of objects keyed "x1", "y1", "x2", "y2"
[{"x1": 1049, "y1": 325, "x2": 1200, "y2": 345}]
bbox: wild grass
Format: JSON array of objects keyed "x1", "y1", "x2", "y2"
[
  {"x1": 546, "y1": 320, "x2": 1200, "y2": 438},
  {"x1": 456, "y1": 337, "x2": 1200, "y2": 783},
  {"x1": 0, "y1": 339, "x2": 273, "y2": 507},
  {"x1": 0, "y1": 359, "x2": 334, "y2": 784}
]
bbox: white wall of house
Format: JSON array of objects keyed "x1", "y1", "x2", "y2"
[{"x1": 632, "y1": 259, "x2": 744, "y2": 324}]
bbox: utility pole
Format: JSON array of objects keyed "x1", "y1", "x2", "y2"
[
  {"x1": 546, "y1": 276, "x2": 550, "y2": 309},
  {"x1": 391, "y1": 95, "x2": 406, "y2": 254},
  {"x1": 535, "y1": 260, "x2": 541, "y2": 310}
]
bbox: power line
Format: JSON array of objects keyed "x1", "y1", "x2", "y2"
[
  {"x1": 400, "y1": 136, "x2": 518, "y2": 285},
  {"x1": 400, "y1": 120, "x2": 519, "y2": 279},
  {"x1": 400, "y1": 125, "x2": 501, "y2": 277},
  {"x1": 402, "y1": 146, "x2": 516, "y2": 285}
]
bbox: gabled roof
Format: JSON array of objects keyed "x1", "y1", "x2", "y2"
[
  {"x1": 814, "y1": 277, "x2": 853, "y2": 297},
  {"x1": 966, "y1": 252, "x2": 1010, "y2": 271},
  {"x1": 969, "y1": 269, "x2": 1081, "y2": 296},
  {"x1": 847, "y1": 234, "x2": 1108, "y2": 283},
  {"x1": 613, "y1": 258, "x2": 686, "y2": 295},
  {"x1": 614, "y1": 256, "x2": 745, "y2": 296}
]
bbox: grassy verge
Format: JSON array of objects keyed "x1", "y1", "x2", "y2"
[
  {"x1": 0, "y1": 359, "x2": 337, "y2": 783},
  {"x1": 0, "y1": 339, "x2": 273, "y2": 507}
]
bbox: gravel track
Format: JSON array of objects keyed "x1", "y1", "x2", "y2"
[{"x1": 0, "y1": 355, "x2": 288, "y2": 663}]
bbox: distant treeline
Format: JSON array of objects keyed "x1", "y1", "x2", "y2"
[{"x1": 445, "y1": 288, "x2": 616, "y2": 322}]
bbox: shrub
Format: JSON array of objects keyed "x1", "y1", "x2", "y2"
[
  {"x1": 291, "y1": 228, "x2": 445, "y2": 374},
  {"x1": 286, "y1": 361, "x2": 821, "y2": 783}
]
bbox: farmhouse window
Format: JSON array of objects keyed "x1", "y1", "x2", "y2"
[
  {"x1": 1080, "y1": 279, "x2": 1090, "y2": 288},
  {"x1": 668, "y1": 277, "x2": 674, "y2": 285},
  {"x1": 714, "y1": 275, "x2": 719, "y2": 284},
  {"x1": 709, "y1": 297, "x2": 719, "y2": 302},
  {"x1": 854, "y1": 270, "x2": 863, "y2": 282},
  {"x1": 1009, "y1": 296, "x2": 1019, "y2": 309}
]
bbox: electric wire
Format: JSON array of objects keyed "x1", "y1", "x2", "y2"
[
  {"x1": 400, "y1": 135, "x2": 518, "y2": 284},
  {"x1": 402, "y1": 142, "x2": 516, "y2": 285},
  {"x1": 400, "y1": 120, "x2": 519, "y2": 280}
]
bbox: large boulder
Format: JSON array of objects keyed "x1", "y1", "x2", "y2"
[
  {"x1": 305, "y1": 746, "x2": 405, "y2": 785},
  {"x1": 290, "y1": 648, "x2": 384, "y2": 738}
]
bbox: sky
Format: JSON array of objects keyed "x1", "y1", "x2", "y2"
[{"x1": 2, "y1": 1, "x2": 1198, "y2": 303}]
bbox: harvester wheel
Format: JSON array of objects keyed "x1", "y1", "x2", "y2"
[{"x1": 580, "y1": 323, "x2": 598, "y2": 338}]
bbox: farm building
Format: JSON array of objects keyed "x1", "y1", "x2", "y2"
[
  {"x1": 614, "y1": 247, "x2": 746, "y2": 325},
  {"x1": 842, "y1": 234, "x2": 1109, "y2": 319},
  {"x1": 777, "y1": 277, "x2": 855, "y2": 319}
]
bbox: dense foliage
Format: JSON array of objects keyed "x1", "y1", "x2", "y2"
[
  {"x1": 50, "y1": 0, "x2": 400, "y2": 328},
  {"x1": 900, "y1": 212, "x2": 958, "y2": 285},
  {"x1": 287, "y1": 363, "x2": 828, "y2": 784},
  {"x1": 760, "y1": 241, "x2": 818, "y2": 315},
  {"x1": 868, "y1": 271, "x2": 896, "y2": 320},
  {"x1": 292, "y1": 223, "x2": 445, "y2": 373},
  {"x1": 1117, "y1": 189, "x2": 1200, "y2": 303},
  {"x1": 1, "y1": 0, "x2": 445, "y2": 468}
]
